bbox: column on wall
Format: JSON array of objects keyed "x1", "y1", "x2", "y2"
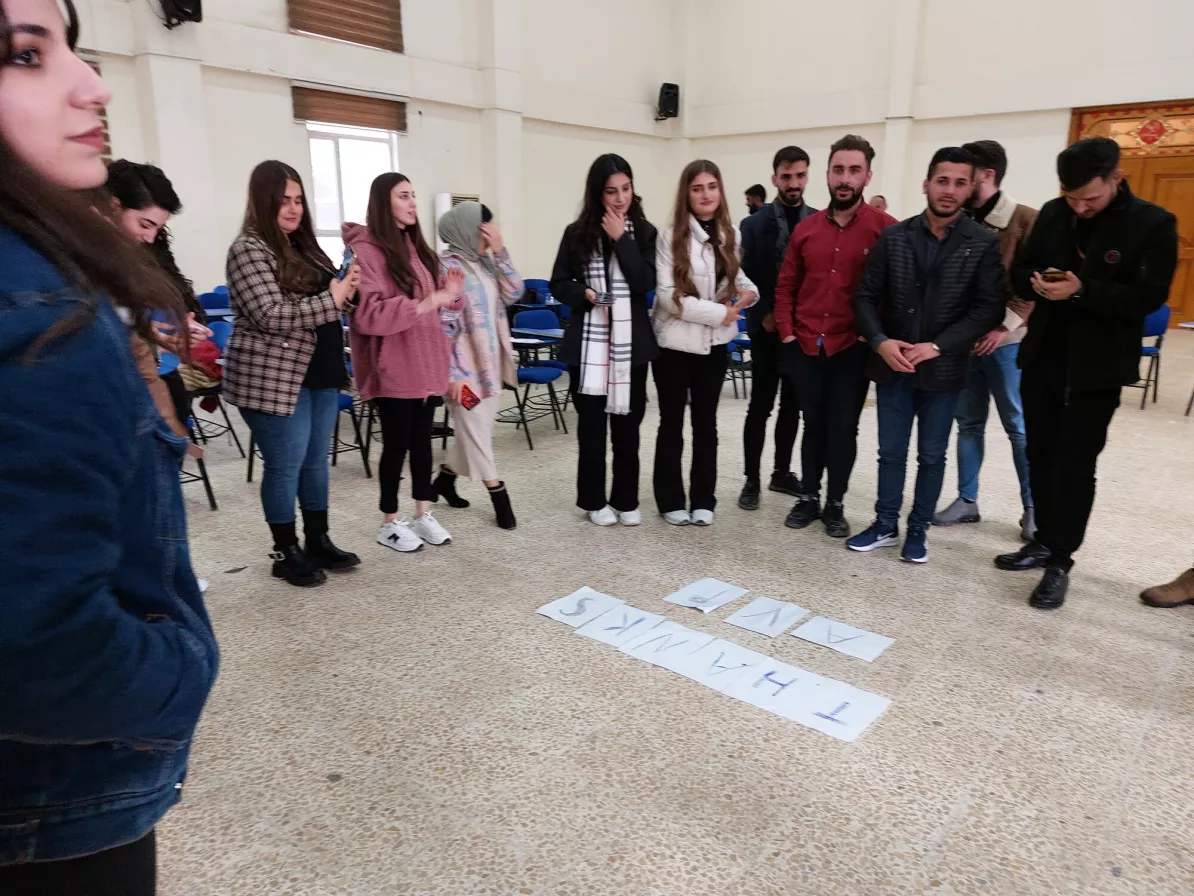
[
  {"x1": 878, "y1": 0, "x2": 922, "y2": 216},
  {"x1": 478, "y1": 0, "x2": 524, "y2": 261}
]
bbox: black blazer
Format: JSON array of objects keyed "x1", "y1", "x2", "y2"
[
  {"x1": 740, "y1": 200, "x2": 816, "y2": 334},
  {"x1": 550, "y1": 220, "x2": 660, "y2": 368},
  {"x1": 1012, "y1": 185, "x2": 1177, "y2": 392},
  {"x1": 853, "y1": 214, "x2": 1006, "y2": 392}
]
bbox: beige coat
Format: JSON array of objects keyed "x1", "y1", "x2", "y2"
[{"x1": 981, "y1": 192, "x2": 1039, "y2": 347}]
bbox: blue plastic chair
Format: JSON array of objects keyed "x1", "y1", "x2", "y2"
[
  {"x1": 523, "y1": 278, "x2": 551, "y2": 303},
  {"x1": 513, "y1": 308, "x2": 559, "y2": 332},
  {"x1": 1134, "y1": 304, "x2": 1171, "y2": 409},
  {"x1": 331, "y1": 392, "x2": 372, "y2": 477},
  {"x1": 157, "y1": 351, "x2": 180, "y2": 377},
  {"x1": 213, "y1": 285, "x2": 229, "y2": 295},
  {"x1": 206, "y1": 320, "x2": 233, "y2": 353},
  {"x1": 508, "y1": 366, "x2": 567, "y2": 450},
  {"x1": 184, "y1": 321, "x2": 244, "y2": 458}
]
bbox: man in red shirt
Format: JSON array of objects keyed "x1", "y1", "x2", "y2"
[{"x1": 775, "y1": 135, "x2": 897, "y2": 537}]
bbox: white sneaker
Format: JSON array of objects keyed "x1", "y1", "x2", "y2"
[
  {"x1": 410, "y1": 512, "x2": 452, "y2": 546},
  {"x1": 662, "y1": 510, "x2": 691, "y2": 526},
  {"x1": 589, "y1": 506, "x2": 618, "y2": 527},
  {"x1": 378, "y1": 520, "x2": 424, "y2": 553},
  {"x1": 617, "y1": 509, "x2": 642, "y2": 527},
  {"x1": 197, "y1": 578, "x2": 209, "y2": 594},
  {"x1": 691, "y1": 509, "x2": 714, "y2": 526}
]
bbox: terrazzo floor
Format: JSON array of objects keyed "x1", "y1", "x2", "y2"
[{"x1": 165, "y1": 331, "x2": 1194, "y2": 896}]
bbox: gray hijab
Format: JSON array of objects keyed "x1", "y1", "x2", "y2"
[{"x1": 438, "y1": 201, "x2": 484, "y2": 264}]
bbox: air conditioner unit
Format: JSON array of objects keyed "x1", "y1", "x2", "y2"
[{"x1": 433, "y1": 192, "x2": 480, "y2": 254}]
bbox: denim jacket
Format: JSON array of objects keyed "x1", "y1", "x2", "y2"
[{"x1": 0, "y1": 226, "x2": 220, "y2": 864}]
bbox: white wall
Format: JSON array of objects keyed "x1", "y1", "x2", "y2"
[
  {"x1": 520, "y1": 120, "x2": 680, "y2": 277},
  {"x1": 86, "y1": 0, "x2": 1194, "y2": 288}
]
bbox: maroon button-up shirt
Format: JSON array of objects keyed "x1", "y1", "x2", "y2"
[{"x1": 775, "y1": 200, "x2": 897, "y2": 357}]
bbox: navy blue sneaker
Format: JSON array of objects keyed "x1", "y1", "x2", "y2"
[
  {"x1": 901, "y1": 527, "x2": 928, "y2": 564},
  {"x1": 846, "y1": 521, "x2": 900, "y2": 552}
]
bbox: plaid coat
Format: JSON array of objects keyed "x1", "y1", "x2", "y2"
[{"x1": 222, "y1": 233, "x2": 343, "y2": 417}]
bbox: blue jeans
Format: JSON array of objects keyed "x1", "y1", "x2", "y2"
[
  {"x1": 875, "y1": 374, "x2": 960, "y2": 531},
  {"x1": 954, "y1": 344, "x2": 1032, "y2": 508},
  {"x1": 241, "y1": 388, "x2": 340, "y2": 524}
]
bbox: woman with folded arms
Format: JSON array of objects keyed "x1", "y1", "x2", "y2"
[
  {"x1": 652, "y1": 160, "x2": 757, "y2": 527},
  {"x1": 344, "y1": 173, "x2": 464, "y2": 554},
  {"x1": 438, "y1": 201, "x2": 523, "y2": 530},
  {"x1": 224, "y1": 160, "x2": 362, "y2": 587},
  {"x1": 550, "y1": 153, "x2": 659, "y2": 527},
  {"x1": 0, "y1": 2, "x2": 218, "y2": 890}
]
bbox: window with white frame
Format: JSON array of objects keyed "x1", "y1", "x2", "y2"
[{"x1": 306, "y1": 122, "x2": 399, "y2": 264}]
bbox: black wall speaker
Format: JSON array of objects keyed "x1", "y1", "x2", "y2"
[
  {"x1": 657, "y1": 83, "x2": 680, "y2": 121},
  {"x1": 160, "y1": 0, "x2": 202, "y2": 29}
]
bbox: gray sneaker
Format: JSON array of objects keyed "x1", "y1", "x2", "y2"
[
  {"x1": 1019, "y1": 507, "x2": 1037, "y2": 542},
  {"x1": 932, "y1": 497, "x2": 981, "y2": 526}
]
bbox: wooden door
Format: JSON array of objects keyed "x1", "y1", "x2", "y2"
[{"x1": 1135, "y1": 157, "x2": 1194, "y2": 325}]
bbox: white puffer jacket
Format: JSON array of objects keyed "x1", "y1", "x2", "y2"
[{"x1": 653, "y1": 216, "x2": 758, "y2": 355}]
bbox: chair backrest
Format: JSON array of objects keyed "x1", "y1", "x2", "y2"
[
  {"x1": 198, "y1": 291, "x2": 227, "y2": 311},
  {"x1": 1143, "y1": 304, "x2": 1171, "y2": 339},
  {"x1": 514, "y1": 309, "x2": 558, "y2": 330},
  {"x1": 158, "y1": 352, "x2": 180, "y2": 376},
  {"x1": 556, "y1": 303, "x2": 572, "y2": 323},
  {"x1": 207, "y1": 320, "x2": 233, "y2": 352},
  {"x1": 213, "y1": 285, "x2": 229, "y2": 295},
  {"x1": 522, "y1": 278, "x2": 551, "y2": 304}
]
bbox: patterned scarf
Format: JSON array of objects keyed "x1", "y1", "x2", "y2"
[{"x1": 578, "y1": 221, "x2": 635, "y2": 415}]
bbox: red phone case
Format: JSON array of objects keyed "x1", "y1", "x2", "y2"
[{"x1": 460, "y1": 385, "x2": 481, "y2": 410}]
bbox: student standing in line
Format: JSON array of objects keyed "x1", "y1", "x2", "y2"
[
  {"x1": 224, "y1": 160, "x2": 362, "y2": 587},
  {"x1": 551, "y1": 154, "x2": 659, "y2": 527},
  {"x1": 994, "y1": 137, "x2": 1177, "y2": 610},
  {"x1": 344, "y1": 173, "x2": 464, "y2": 553},
  {"x1": 933, "y1": 140, "x2": 1039, "y2": 541},
  {"x1": 849, "y1": 147, "x2": 1005, "y2": 564},
  {"x1": 0, "y1": 2, "x2": 218, "y2": 890},
  {"x1": 743, "y1": 183, "x2": 767, "y2": 219},
  {"x1": 775, "y1": 135, "x2": 897, "y2": 538},
  {"x1": 438, "y1": 201, "x2": 523, "y2": 530},
  {"x1": 738, "y1": 145, "x2": 815, "y2": 511},
  {"x1": 653, "y1": 160, "x2": 758, "y2": 526}
]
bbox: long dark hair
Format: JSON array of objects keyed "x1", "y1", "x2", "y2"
[
  {"x1": 106, "y1": 159, "x2": 199, "y2": 315},
  {"x1": 242, "y1": 160, "x2": 332, "y2": 294},
  {"x1": 670, "y1": 159, "x2": 738, "y2": 299},
  {"x1": 365, "y1": 173, "x2": 440, "y2": 297},
  {"x1": 570, "y1": 154, "x2": 647, "y2": 264},
  {"x1": 0, "y1": 1, "x2": 187, "y2": 355}
]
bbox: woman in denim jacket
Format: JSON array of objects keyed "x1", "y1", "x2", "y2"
[{"x1": 0, "y1": 2, "x2": 219, "y2": 892}]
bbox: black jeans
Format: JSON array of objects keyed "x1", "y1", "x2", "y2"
[
  {"x1": 1022, "y1": 358, "x2": 1121, "y2": 567},
  {"x1": 374, "y1": 397, "x2": 437, "y2": 515},
  {"x1": 0, "y1": 830, "x2": 156, "y2": 896},
  {"x1": 652, "y1": 345, "x2": 729, "y2": 513},
  {"x1": 569, "y1": 364, "x2": 649, "y2": 512},
  {"x1": 742, "y1": 328, "x2": 799, "y2": 483},
  {"x1": 789, "y1": 341, "x2": 870, "y2": 502}
]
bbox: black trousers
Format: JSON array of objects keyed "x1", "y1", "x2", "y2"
[
  {"x1": 0, "y1": 830, "x2": 156, "y2": 896},
  {"x1": 652, "y1": 345, "x2": 729, "y2": 513},
  {"x1": 788, "y1": 341, "x2": 870, "y2": 502},
  {"x1": 161, "y1": 369, "x2": 190, "y2": 430},
  {"x1": 741, "y1": 328, "x2": 799, "y2": 483},
  {"x1": 569, "y1": 364, "x2": 649, "y2": 512},
  {"x1": 1022, "y1": 358, "x2": 1121, "y2": 567},
  {"x1": 374, "y1": 397, "x2": 436, "y2": 515}
]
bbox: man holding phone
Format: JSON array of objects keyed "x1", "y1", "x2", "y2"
[{"x1": 994, "y1": 137, "x2": 1178, "y2": 610}]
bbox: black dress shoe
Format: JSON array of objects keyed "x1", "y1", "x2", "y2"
[
  {"x1": 769, "y1": 471, "x2": 804, "y2": 498},
  {"x1": 305, "y1": 535, "x2": 362, "y2": 571},
  {"x1": 994, "y1": 541, "x2": 1051, "y2": 571},
  {"x1": 271, "y1": 544, "x2": 327, "y2": 587},
  {"x1": 784, "y1": 495, "x2": 822, "y2": 529},
  {"x1": 822, "y1": 500, "x2": 850, "y2": 538},
  {"x1": 738, "y1": 480, "x2": 761, "y2": 511},
  {"x1": 1029, "y1": 566, "x2": 1069, "y2": 610}
]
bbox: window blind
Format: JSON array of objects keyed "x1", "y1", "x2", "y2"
[
  {"x1": 292, "y1": 86, "x2": 407, "y2": 133},
  {"x1": 288, "y1": 0, "x2": 404, "y2": 54}
]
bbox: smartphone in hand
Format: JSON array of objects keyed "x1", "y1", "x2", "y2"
[
  {"x1": 460, "y1": 384, "x2": 481, "y2": 410},
  {"x1": 1038, "y1": 269, "x2": 1067, "y2": 283},
  {"x1": 337, "y1": 247, "x2": 357, "y2": 281},
  {"x1": 593, "y1": 291, "x2": 615, "y2": 305}
]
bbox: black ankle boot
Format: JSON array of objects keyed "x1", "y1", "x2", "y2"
[
  {"x1": 488, "y1": 482, "x2": 517, "y2": 530},
  {"x1": 269, "y1": 522, "x2": 326, "y2": 587},
  {"x1": 302, "y1": 510, "x2": 361, "y2": 571},
  {"x1": 433, "y1": 466, "x2": 471, "y2": 509}
]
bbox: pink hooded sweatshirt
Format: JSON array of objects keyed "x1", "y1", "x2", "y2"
[{"x1": 342, "y1": 222, "x2": 462, "y2": 401}]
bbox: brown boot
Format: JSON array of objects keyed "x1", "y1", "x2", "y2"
[{"x1": 1140, "y1": 568, "x2": 1194, "y2": 608}]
